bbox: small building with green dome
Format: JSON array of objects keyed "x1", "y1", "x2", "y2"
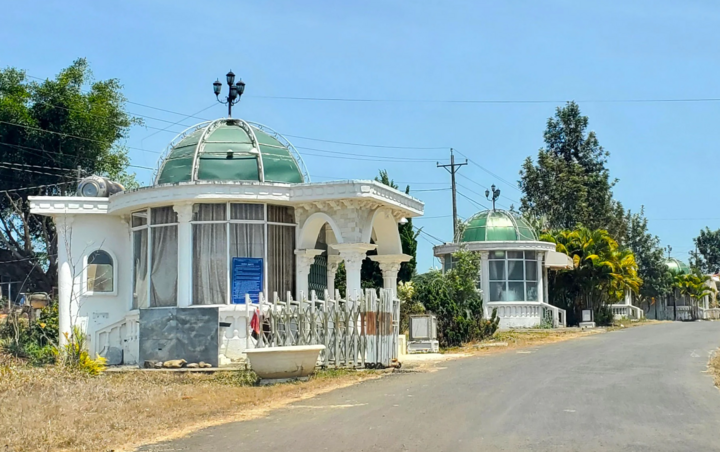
[
  {"x1": 29, "y1": 114, "x2": 423, "y2": 366},
  {"x1": 433, "y1": 209, "x2": 572, "y2": 329}
]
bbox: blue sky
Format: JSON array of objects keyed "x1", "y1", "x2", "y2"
[{"x1": 3, "y1": 0, "x2": 719, "y2": 271}]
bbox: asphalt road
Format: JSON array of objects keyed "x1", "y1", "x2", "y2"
[{"x1": 140, "y1": 322, "x2": 720, "y2": 452}]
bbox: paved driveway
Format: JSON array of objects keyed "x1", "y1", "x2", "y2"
[{"x1": 140, "y1": 322, "x2": 720, "y2": 452}]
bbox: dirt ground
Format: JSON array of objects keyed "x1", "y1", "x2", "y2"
[
  {"x1": 0, "y1": 360, "x2": 378, "y2": 452},
  {"x1": 708, "y1": 349, "x2": 720, "y2": 388}
]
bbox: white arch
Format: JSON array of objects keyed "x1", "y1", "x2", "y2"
[
  {"x1": 362, "y1": 208, "x2": 402, "y2": 255},
  {"x1": 298, "y1": 212, "x2": 344, "y2": 250}
]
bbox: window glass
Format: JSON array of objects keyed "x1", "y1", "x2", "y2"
[
  {"x1": 193, "y1": 223, "x2": 228, "y2": 305},
  {"x1": 193, "y1": 203, "x2": 226, "y2": 221},
  {"x1": 87, "y1": 250, "x2": 113, "y2": 293},
  {"x1": 268, "y1": 225, "x2": 295, "y2": 299},
  {"x1": 525, "y1": 251, "x2": 536, "y2": 260},
  {"x1": 132, "y1": 211, "x2": 148, "y2": 227},
  {"x1": 151, "y1": 206, "x2": 177, "y2": 225},
  {"x1": 526, "y1": 261, "x2": 538, "y2": 281},
  {"x1": 133, "y1": 229, "x2": 148, "y2": 309},
  {"x1": 268, "y1": 205, "x2": 295, "y2": 224},
  {"x1": 230, "y1": 224, "x2": 264, "y2": 258},
  {"x1": 490, "y1": 251, "x2": 505, "y2": 259},
  {"x1": 508, "y1": 260, "x2": 524, "y2": 280},
  {"x1": 507, "y1": 251, "x2": 523, "y2": 259},
  {"x1": 231, "y1": 203, "x2": 264, "y2": 221},
  {"x1": 489, "y1": 261, "x2": 505, "y2": 280},
  {"x1": 489, "y1": 282, "x2": 506, "y2": 301},
  {"x1": 526, "y1": 282, "x2": 538, "y2": 301},
  {"x1": 150, "y1": 224, "x2": 178, "y2": 307},
  {"x1": 507, "y1": 282, "x2": 525, "y2": 301}
]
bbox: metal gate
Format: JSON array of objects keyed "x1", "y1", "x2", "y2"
[{"x1": 253, "y1": 288, "x2": 398, "y2": 368}]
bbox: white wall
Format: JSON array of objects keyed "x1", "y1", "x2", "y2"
[{"x1": 62, "y1": 214, "x2": 130, "y2": 356}]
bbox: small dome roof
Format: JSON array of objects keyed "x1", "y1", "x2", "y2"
[
  {"x1": 461, "y1": 210, "x2": 538, "y2": 242},
  {"x1": 155, "y1": 119, "x2": 308, "y2": 185},
  {"x1": 665, "y1": 257, "x2": 690, "y2": 275}
]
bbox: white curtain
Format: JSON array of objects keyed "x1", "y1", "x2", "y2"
[
  {"x1": 231, "y1": 203, "x2": 264, "y2": 220},
  {"x1": 268, "y1": 225, "x2": 295, "y2": 299},
  {"x1": 149, "y1": 207, "x2": 178, "y2": 307},
  {"x1": 133, "y1": 229, "x2": 148, "y2": 309},
  {"x1": 230, "y1": 224, "x2": 264, "y2": 258},
  {"x1": 193, "y1": 223, "x2": 227, "y2": 305}
]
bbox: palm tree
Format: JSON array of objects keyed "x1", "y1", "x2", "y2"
[{"x1": 541, "y1": 227, "x2": 642, "y2": 324}]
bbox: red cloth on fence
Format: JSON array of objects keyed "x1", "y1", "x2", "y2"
[{"x1": 250, "y1": 308, "x2": 260, "y2": 335}]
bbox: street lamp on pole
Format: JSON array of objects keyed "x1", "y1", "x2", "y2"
[
  {"x1": 485, "y1": 184, "x2": 501, "y2": 211},
  {"x1": 213, "y1": 70, "x2": 246, "y2": 118}
]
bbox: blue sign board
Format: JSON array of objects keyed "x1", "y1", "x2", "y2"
[{"x1": 231, "y1": 257, "x2": 264, "y2": 304}]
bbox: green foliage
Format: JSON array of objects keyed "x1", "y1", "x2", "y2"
[
  {"x1": 212, "y1": 370, "x2": 259, "y2": 386},
  {"x1": 0, "y1": 303, "x2": 58, "y2": 365},
  {"x1": 623, "y1": 208, "x2": 672, "y2": 302},
  {"x1": 519, "y1": 102, "x2": 623, "y2": 238},
  {"x1": 61, "y1": 327, "x2": 106, "y2": 375},
  {"x1": 412, "y1": 250, "x2": 498, "y2": 346},
  {"x1": 541, "y1": 227, "x2": 641, "y2": 325},
  {"x1": 593, "y1": 305, "x2": 614, "y2": 326},
  {"x1": 0, "y1": 59, "x2": 140, "y2": 292},
  {"x1": 690, "y1": 228, "x2": 720, "y2": 274},
  {"x1": 397, "y1": 281, "x2": 425, "y2": 333}
]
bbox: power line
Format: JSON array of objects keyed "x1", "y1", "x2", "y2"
[
  {"x1": 249, "y1": 94, "x2": 720, "y2": 104},
  {"x1": 457, "y1": 190, "x2": 490, "y2": 211},
  {"x1": 295, "y1": 145, "x2": 442, "y2": 161},
  {"x1": 301, "y1": 151, "x2": 437, "y2": 163},
  {"x1": 413, "y1": 225, "x2": 446, "y2": 244},
  {"x1": 0, "y1": 119, "x2": 161, "y2": 154},
  {"x1": 456, "y1": 172, "x2": 519, "y2": 205},
  {"x1": 0, "y1": 181, "x2": 74, "y2": 195},
  {"x1": 286, "y1": 134, "x2": 447, "y2": 150},
  {"x1": 412, "y1": 188, "x2": 451, "y2": 193},
  {"x1": 414, "y1": 215, "x2": 453, "y2": 220},
  {"x1": 1, "y1": 142, "x2": 154, "y2": 171},
  {"x1": 454, "y1": 149, "x2": 522, "y2": 194},
  {"x1": 0, "y1": 164, "x2": 75, "y2": 178}
]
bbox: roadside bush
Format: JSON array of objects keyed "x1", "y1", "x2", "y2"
[
  {"x1": 398, "y1": 281, "x2": 426, "y2": 333},
  {"x1": 413, "y1": 250, "x2": 499, "y2": 347},
  {"x1": 61, "y1": 327, "x2": 106, "y2": 375},
  {"x1": 594, "y1": 305, "x2": 614, "y2": 326},
  {"x1": 0, "y1": 303, "x2": 59, "y2": 366}
]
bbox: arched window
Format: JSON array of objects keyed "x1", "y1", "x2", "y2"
[{"x1": 87, "y1": 250, "x2": 114, "y2": 293}]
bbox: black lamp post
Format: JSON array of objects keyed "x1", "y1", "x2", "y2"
[
  {"x1": 213, "y1": 70, "x2": 246, "y2": 117},
  {"x1": 485, "y1": 184, "x2": 501, "y2": 211}
]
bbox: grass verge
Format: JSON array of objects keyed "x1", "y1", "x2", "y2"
[
  {"x1": 708, "y1": 349, "x2": 720, "y2": 388},
  {"x1": 0, "y1": 355, "x2": 376, "y2": 452}
]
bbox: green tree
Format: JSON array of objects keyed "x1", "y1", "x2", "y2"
[
  {"x1": 690, "y1": 228, "x2": 720, "y2": 274},
  {"x1": 0, "y1": 59, "x2": 140, "y2": 293},
  {"x1": 623, "y1": 207, "x2": 672, "y2": 305},
  {"x1": 541, "y1": 227, "x2": 641, "y2": 325},
  {"x1": 519, "y1": 102, "x2": 623, "y2": 236},
  {"x1": 412, "y1": 250, "x2": 498, "y2": 346}
]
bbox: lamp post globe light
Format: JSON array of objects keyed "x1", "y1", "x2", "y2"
[
  {"x1": 485, "y1": 184, "x2": 501, "y2": 211},
  {"x1": 213, "y1": 70, "x2": 246, "y2": 117}
]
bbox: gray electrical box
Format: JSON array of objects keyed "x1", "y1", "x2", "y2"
[{"x1": 408, "y1": 314, "x2": 439, "y2": 353}]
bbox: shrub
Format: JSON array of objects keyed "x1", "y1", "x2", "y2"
[
  {"x1": 594, "y1": 305, "x2": 614, "y2": 326},
  {"x1": 413, "y1": 250, "x2": 499, "y2": 347},
  {"x1": 61, "y1": 327, "x2": 106, "y2": 375}
]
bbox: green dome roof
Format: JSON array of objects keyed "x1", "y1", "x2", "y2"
[
  {"x1": 460, "y1": 210, "x2": 538, "y2": 242},
  {"x1": 155, "y1": 119, "x2": 307, "y2": 185},
  {"x1": 665, "y1": 257, "x2": 690, "y2": 275}
]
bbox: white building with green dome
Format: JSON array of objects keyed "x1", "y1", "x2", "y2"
[
  {"x1": 28, "y1": 117, "x2": 423, "y2": 366},
  {"x1": 433, "y1": 209, "x2": 572, "y2": 329}
]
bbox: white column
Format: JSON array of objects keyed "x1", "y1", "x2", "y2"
[
  {"x1": 537, "y1": 252, "x2": 545, "y2": 304},
  {"x1": 480, "y1": 251, "x2": 490, "y2": 302},
  {"x1": 543, "y1": 265, "x2": 549, "y2": 306},
  {"x1": 369, "y1": 254, "x2": 412, "y2": 297},
  {"x1": 330, "y1": 243, "x2": 377, "y2": 300},
  {"x1": 326, "y1": 254, "x2": 343, "y2": 298},
  {"x1": 174, "y1": 203, "x2": 193, "y2": 307},
  {"x1": 55, "y1": 215, "x2": 74, "y2": 346},
  {"x1": 295, "y1": 249, "x2": 324, "y2": 301}
]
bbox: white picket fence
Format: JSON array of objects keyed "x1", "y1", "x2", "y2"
[{"x1": 251, "y1": 288, "x2": 399, "y2": 368}]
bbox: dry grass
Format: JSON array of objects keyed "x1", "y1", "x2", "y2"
[
  {"x1": 708, "y1": 349, "x2": 720, "y2": 388},
  {"x1": 0, "y1": 355, "x2": 377, "y2": 452}
]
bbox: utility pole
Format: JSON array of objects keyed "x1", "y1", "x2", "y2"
[{"x1": 437, "y1": 148, "x2": 467, "y2": 241}]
